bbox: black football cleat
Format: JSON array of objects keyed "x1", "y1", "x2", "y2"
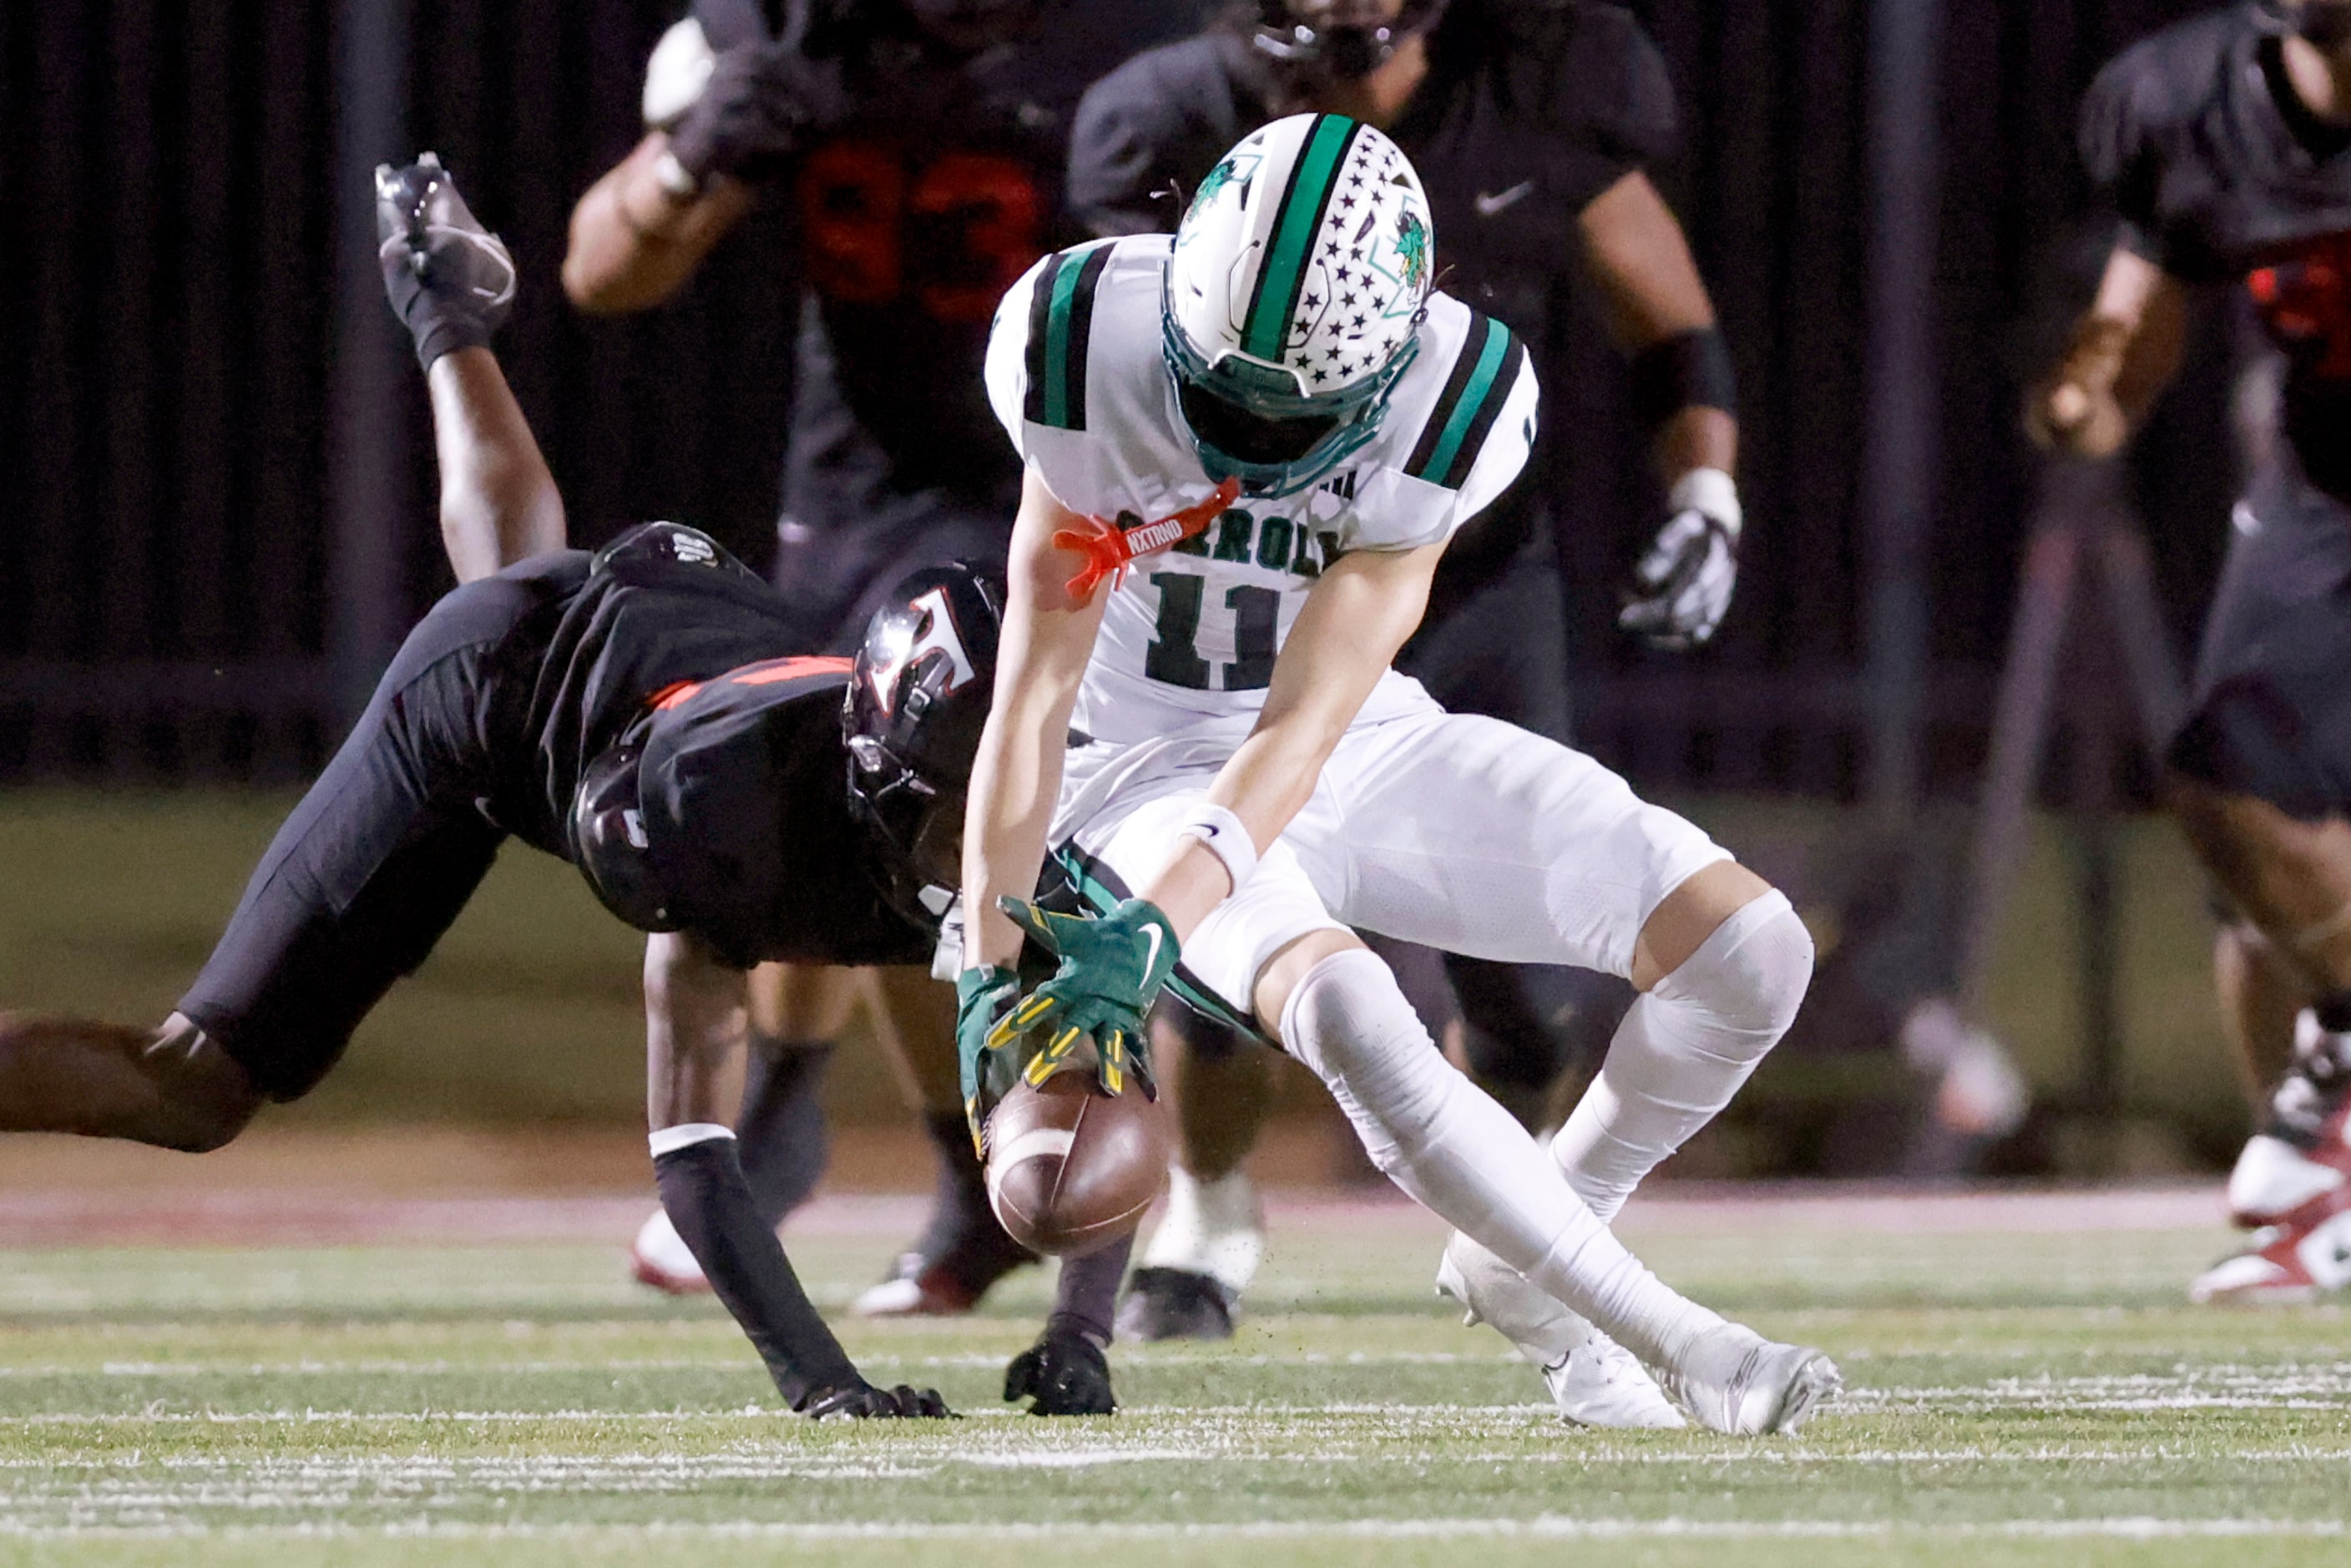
[
  {"x1": 1004, "y1": 1326, "x2": 1115, "y2": 1417},
  {"x1": 373, "y1": 152, "x2": 516, "y2": 367},
  {"x1": 1115, "y1": 1266, "x2": 1236, "y2": 1342}
]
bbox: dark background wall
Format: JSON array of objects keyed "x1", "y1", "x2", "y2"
[{"x1": 1, "y1": 0, "x2": 2232, "y2": 794}]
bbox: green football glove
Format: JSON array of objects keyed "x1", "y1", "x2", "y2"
[
  {"x1": 957, "y1": 965, "x2": 1024, "y2": 1157},
  {"x1": 988, "y1": 895, "x2": 1178, "y2": 1100}
]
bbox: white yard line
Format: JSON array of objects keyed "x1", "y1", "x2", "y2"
[{"x1": 0, "y1": 1518, "x2": 2343, "y2": 1542}]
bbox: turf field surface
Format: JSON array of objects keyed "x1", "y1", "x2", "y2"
[{"x1": 1, "y1": 1186, "x2": 2345, "y2": 1565}]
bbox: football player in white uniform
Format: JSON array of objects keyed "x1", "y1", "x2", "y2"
[{"x1": 954, "y1": 114, "x2": 1838, "y2": 1434}]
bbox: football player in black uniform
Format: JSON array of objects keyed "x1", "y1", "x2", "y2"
[
  {"x1": 1064, "y1": 0, "x2": 1746, "y2": 1347},
  {"x1": 2032, "y1": 0, "x2": 2351, "y2": 1301},
  {"x1": 563, "y1": 0, "x2": 1206, "y2": 1313},
  {"x1": 0, "y1": 159, "x2": 1125, "y2": 1417}
]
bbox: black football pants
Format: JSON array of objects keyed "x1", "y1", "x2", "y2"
[{"x1": 176, "y1": 569, "x2": 555, "y2": 1100}]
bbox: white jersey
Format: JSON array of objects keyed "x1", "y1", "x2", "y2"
[{"x1": 984, "y1": 235, "x2": 1539, "y2": 745}]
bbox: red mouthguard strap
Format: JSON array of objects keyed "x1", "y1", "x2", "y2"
[{"x1": 1053, "y1": 478, "x2": 1242, "y2": 599}]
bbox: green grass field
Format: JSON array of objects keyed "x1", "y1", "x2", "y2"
[{"x1": 2, "y1": 1193, "x2": 2346, "y2": 1566}]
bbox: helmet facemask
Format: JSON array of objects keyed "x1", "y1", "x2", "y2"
[
  {"x1": 843, "y1": 564, "x2": 1003, "y2": 924},
  {"x1": 1161, "y1": 269, "x2": 1419, "y2": 498}
]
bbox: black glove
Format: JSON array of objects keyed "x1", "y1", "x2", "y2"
[
  {"x1": 801, "y1": 1380, "x2": 956, "y2": 1420},
  {"x1": 373, "y1": 153, "x2": 515, "y2": 372},
  {"x1": 665, "y1": 41, "x2": 844, "y2": 186},
  {"x1": 1004, "y1": 1327, "x2": 1115, "y2": 1417}
]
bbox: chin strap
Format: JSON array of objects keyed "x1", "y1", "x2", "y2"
[{"x1": 1053, "y1": 478, "x2": 1241, "y2": 599}]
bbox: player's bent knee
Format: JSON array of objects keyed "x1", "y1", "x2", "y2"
[
  {"x1": 1251, "y1": 928, "x2": 1368, "y2": 1050},
  {"x1": 1651, "y1": 889, "x2": 1815, "y2": 1052},
  {"x1": 1632, "y1": 860, "x2": 1772, "y2": 990},
  {"x1": 146, "y1": 1015, "x2": 264, "y2": 1152}
]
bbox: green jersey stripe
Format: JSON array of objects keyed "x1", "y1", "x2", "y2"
[
  {"x1": 1040, "y1": 252, "x2": 1090, "y2": 429},
  {"x1": 1240, "y1": 115, "x2": 1359, "y2": 362},
  {"x1": 1410, "y1": 316, "x2": 1510, "y2": 486}
]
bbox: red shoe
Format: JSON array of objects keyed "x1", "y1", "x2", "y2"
[
  {"x1": 2191, "y1": 1182, "x2": 2351, "y2": 1303},
  {"x1": 852, "y1": 1231, "x2": 1039, "y2": 1318},
  {"x1": 2228, "y1": 1013, "x2": 2351, "y2": 1227},
  {"x1": 627, "y1": 1209, "x2": 712, "y2": 1296}
]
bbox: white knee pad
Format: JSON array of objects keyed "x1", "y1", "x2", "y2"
[{"x1": 1554, "y1": 890, "x2": 1813, "y2": 1223}]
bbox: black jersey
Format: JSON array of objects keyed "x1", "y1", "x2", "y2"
[
  {"x1": 1068, "y1": 0, "x2": 1677, "y2": 345},
  {"x1": 489, "y1": 524, "x2": 925, "y2": 969},
  {"x1": 2084, "y1": 4, "x2": 2351, "y2": 497},
  {"x1": 661, "y1": 0, "x2": 1207, "y2": 539}
]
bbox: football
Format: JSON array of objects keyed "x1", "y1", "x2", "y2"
[{"x1": 983, "y1": 1070, "x2": 1173, "y2": 1257}]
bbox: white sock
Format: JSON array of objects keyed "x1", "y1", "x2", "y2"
[
  {"x1": 1281, "y1": 948, "x2": 1725, "y2": 1371},
  {"x1": 1140, "y1": 1165, "x2": 1265, "y2": 1293},
  {"x1": 1552, "y1": 891, "x2": 1813, "y2": 1224}
]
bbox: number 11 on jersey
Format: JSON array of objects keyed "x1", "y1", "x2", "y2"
[{"x1": 1144, "y1": 574, "x2": 1279, "y2": 692}]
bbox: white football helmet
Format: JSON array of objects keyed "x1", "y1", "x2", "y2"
[{"x1": 1162, "y1": 114, "x2": 1434, "y2": 498}]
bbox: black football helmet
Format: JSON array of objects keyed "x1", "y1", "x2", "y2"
[
  {"x1": 844, "y1": 563, "x2": 1004, "y2": 923},
  {"x1": 1250, "y1": 0, "x2": 1449, "y2": 84}
]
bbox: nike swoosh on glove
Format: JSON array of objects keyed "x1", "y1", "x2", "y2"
[
  {"x1": 1619, "y1": 469, "x2": 1742, "y2": 650},
  {"x1": 958, "y1": 964, "x2": 1024, "y2": 1156},
  {"x1": 989, "y1": 896, "x2": 1177, "y2": 1100}
]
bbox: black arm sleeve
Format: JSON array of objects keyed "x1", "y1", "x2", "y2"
[{"x1": 655, "y1": 1136, "x2": 860, "y2": 1409}]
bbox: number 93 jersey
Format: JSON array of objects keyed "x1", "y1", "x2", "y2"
[{"x1": 984, "y1": 235, "x2": 1539, "y2": 745}]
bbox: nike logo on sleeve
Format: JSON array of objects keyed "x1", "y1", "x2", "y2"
[{"x1": 1474, "y1": 181, "x2": 1534, "y2": 217}]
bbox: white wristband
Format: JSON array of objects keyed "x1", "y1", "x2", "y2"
[
  {"x1": 1173, "y1": 803, "x2": 1258, "y2": 891},
  {"x1": 649, "y1": 1122, "x2": 736, "y2": 1158},
  {"x1": 1668, "y1": 467, "x2": 1742, "y2": 536}
]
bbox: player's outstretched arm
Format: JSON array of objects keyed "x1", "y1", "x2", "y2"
[
  {"x1": 2026, "y1": 244, "x2": 2187, "y2": 459},
  {"x1": 644, "y1": 933, "x2": 950, "y2": 1419},
  {"x1": 562, "y1": 134, "x2": 755, "y2": 314},
  {"x1": 1578, "y1": 170, "x2": 1737, "y2": 483},
  {"x1": 960, "y1": 471, "x2": 1115, "y2": 974},
  {"x1": 1577, "y1": 171, "x2": 1743, "y2": 650}
]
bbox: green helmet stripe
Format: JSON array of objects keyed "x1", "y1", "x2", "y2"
[
  {"x1": 1412, "y1": 316, "x2": 1511, "y2": 485},
  {"x1": 1240, "y1": 114, "x2": 1358, "y2": 363}
]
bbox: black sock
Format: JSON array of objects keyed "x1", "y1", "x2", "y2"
[
  {"x1": 924, "y1": 1108, "x2": 989, "y2": 1205},
  {"x1": 738, "y1": 1038, "x2": 833, "y2": 1229},
  {"x1": 1049, "y1": 1231, "x2": 1135, "y2": 1348},
  {"x1": 908, "y1": 1109, "x2": 1031, "y2": 1268}
]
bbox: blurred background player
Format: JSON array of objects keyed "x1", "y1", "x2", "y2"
[
  {"x1": 562, "y1": 0, "x2": 1206, "y2": 1312},
  {"x1": 2030, "y1": 0, "x2": 2351, "y2": 1301},
  {"x1": 1064, "y1": 0, "x2": 1745, "y2": 1338}
]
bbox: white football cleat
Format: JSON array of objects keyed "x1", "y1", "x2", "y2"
[
  {"x1": 628, "y1": 1208, "x2": 710, "y2": 1296},
  {"x1": 1435, "y1": 1231, "x2": 1684, "y2": 1429},
  {"x1": 2191, "y1": 1186, "x2": 2351, "y2": 1304},
  {"x1": 1662, "y1": 1323, "x2": 1841, "y2": 1436}
]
